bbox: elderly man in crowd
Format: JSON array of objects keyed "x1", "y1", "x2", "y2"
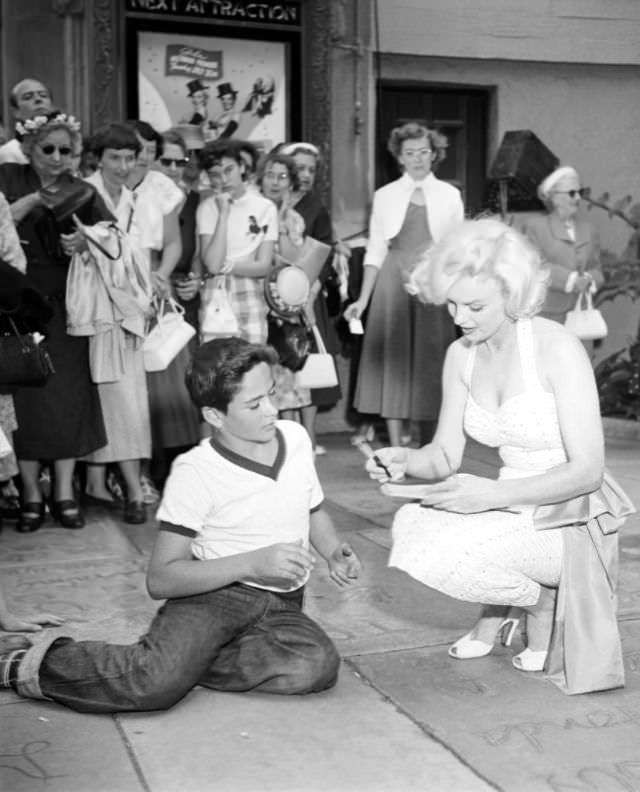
[{"x1": 0, "y1": 78, "x2": 53, "y2": 165}]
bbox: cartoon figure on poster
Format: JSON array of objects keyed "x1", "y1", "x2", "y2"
[
  {"x1": 185, "y1": 79, "x2": 240, "y2": 142},
  {"x1": 242, "y1": 76, "x2": 275, "y2": 119},
  {"x1": 137, "y1": 32, "x2": 285, "y2": 153},
  {"x1": 186, "y1": 79, "x2": 210, "y2": 126}
]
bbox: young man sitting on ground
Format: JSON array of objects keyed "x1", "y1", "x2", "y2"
[{"x1": 0, "y1": 338, "x2": 361, "y2": 712}]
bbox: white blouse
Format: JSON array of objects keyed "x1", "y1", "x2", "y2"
[{"x1": 364, "y1": 172, "x2": 464, "y2": 269}]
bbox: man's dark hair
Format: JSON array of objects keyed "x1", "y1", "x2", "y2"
[
  {"x1": 89, "y1": 122, "x2": 141, "y2": 159},
  {"x1": 186, "y1": 338, "x2": 277, "y2": 412}
]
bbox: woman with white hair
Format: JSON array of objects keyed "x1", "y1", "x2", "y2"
[
  {"x1": 365, "y1": 217, "x2": 632, "y2": 694},
  {"x1": 525, "y1": 165, "x2": 603, "y2": 324}
]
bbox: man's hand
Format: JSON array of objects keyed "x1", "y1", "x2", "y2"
[
  {"x1": 327, "y1": 542, "x2": 362, "y2": 587},
  {"x1": 247, "y1": 540, "x2": 315, "y2": 588},
  {"x1": 418, "y1": 474, "x2": 500, "y2": 513}
]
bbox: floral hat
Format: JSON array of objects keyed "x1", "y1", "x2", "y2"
[{"x1": 15, "y1": 112, "x2": 81, "y2": 142}]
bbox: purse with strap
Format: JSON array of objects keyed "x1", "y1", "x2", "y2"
[
  {"x1": 143, "y1": 297, "x2": 196, "y2": 372},
  {"x1": 200, "y1": 277, "x2": 239, "y2": 340},
  {"x1": 294, "y1": 324, "x2": 338, "y2": 389},
  {"x1": 564, "y1": 290, "x2": 608, "y2": 341}
]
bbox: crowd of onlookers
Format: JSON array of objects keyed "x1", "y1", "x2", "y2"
[{"x1": 0, "y1": 76, "x2": 345, "y2": 532}]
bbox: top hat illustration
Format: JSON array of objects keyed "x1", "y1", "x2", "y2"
[
  {"x1": 217, "y1": 82, "x2": 238, "y2": 99},
  {"x1": 187, "y1": 79, "x2": 208, "y2": 96}
]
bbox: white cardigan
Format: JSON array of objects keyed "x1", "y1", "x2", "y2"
[{"x1": 364, "y1": 172, "x2": 464, "y2": 269}]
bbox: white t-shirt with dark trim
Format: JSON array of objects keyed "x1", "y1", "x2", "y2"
[{"x1": 156, "y1": 420, "x2": 323, "y2": 593}]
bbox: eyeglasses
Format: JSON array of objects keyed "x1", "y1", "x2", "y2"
[
  {"x1": 39, "y1": 144, "x2": 73, "y2": 156},
  {"x1": 403, "y1": 149, "x2": 432, "y2": 159},
  {"x1": 554, "y1": 188, "x2": 586, "y2": 199},
  {"x1": 160, "y1": 157, "x2": 189, "y2": 167}
]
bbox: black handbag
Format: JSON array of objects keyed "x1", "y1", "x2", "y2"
[
  {"x1": 267, "y1": 314, "x2": 312, "y2": 372},
  {"x1": 0, "y1": 317, "x2": 55, "y2": 386},
  {"x1": 39, "y1": 173, "x2": 114, "y2": 233}
]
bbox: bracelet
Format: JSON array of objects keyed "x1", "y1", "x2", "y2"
[{"x1": 220, "y1": 258, "x2": 235, "y2": 275}]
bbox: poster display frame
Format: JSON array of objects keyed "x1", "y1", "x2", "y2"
[{"x1": 124, "y1": 16, "x2": 303, "y2": 147}]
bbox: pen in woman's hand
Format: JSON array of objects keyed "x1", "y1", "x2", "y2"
[{"x1": 352, "y1": 436, "x2": 392, "y2": 478}]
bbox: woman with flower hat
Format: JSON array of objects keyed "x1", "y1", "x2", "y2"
[{"x1": 0, "y1": 111, "x2": 107, "y2": 530}]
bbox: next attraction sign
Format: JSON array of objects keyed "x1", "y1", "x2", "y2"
[{"x1": 125, "y1": 0, "x2": 302, "y2": 26}]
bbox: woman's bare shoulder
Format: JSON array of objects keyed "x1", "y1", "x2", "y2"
[{"x1": 530, "y1": 316, "x2": 590, "y2": 372}]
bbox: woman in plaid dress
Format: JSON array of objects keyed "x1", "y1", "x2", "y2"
[{"x1": 197, "y1": 140, "x2": 278, "y2": 344}]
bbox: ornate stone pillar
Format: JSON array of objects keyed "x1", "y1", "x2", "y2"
[
  {"x1": 87, "y1": 0, "x2": 120, "y2": 131},
  {"x1": 51, "y1": 0, "x2": 87, "y2": 122},
  {"x1": 305, "y1": 0, "x2": 332, "y2": 207}
]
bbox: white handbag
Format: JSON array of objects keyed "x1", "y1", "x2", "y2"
[
  {"x1": 200, "y1": 277, "x2": 239, "y2": 339},
  {"x1": 564, "y1": 290, "x2": 608, "y2": 341},
  {"x1": 295, "y1": 325, "x2": 338, "y2": 389},
  {"x1": 143, "y1": 298, "x2": 196, "y2": 372}
]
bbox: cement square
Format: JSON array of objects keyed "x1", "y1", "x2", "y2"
[
  {"x1": 118, "y1": 666, "x2": 492, "y2": 792},
  {"x1": 0, "y1": 699, "x2": 141, "y2": 792},
  {"x1": 352, "y1": 618, "x2": 640, "y2": 792}
]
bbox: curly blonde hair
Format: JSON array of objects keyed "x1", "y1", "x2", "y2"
[{"x1": 408, "y1": 217, "x2": 549, "y2": 319}]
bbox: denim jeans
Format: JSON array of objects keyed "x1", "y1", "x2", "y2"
[{"x1": 17, "y1": 583, "x2": 340, "y2": 713}]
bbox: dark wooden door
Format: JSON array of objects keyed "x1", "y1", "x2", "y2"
[{"x1": 376, "y1": 82, "x2": 489, "y2": 216}]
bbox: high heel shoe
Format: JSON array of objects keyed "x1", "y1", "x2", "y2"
[
  {"x1": 448, "y1": 617, "x2": 519, "y2": 660},
  {"x1": 512, "y1": 648, "x2": 547, "y2": 672},
  {"x1": 16, "y1": 501, "x2": 46, "y2": 532},
  {"x1": 50, "y1": 499, "x2": 85, "y2": 529}
]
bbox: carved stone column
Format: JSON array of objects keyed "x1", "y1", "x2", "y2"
[
  {"x1": 88, "y1": 0, "x2": 120, "y2": 131},
  {"x1": 306, "y1": 0, "x2": 332, "y2": 208},
  {"x1": 52, "y1": 0, "x2": 87, "y2": 123}
]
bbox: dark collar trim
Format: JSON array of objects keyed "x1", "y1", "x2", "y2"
[{"x1": 210, "y1": 428, "x2": 286, "y2": 480}]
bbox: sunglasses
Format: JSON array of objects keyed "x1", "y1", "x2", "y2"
[
  {"x1": 554, "y1": 188, "x2": 586, "y2": 199},
  {"x1": 39, "y1": 144, "x2": 73, "y2": 156},
  {"x1": 159, "y1": 157, "x2": 188, "y2": 167}
]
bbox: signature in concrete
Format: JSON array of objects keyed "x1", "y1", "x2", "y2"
[
  {"x1": 545, "y1": 760, "x2": 640, "y2": 791},
  {"x1": 0, "y1": 740, "x2": 65, "y2": 782},
  {"x1": 478, "y1": 707, "x2": 640, "y2": 753}
]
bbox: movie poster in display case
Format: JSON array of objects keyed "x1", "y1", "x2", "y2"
[{"x1": 136, "y1": 29, "x2": 289, "y2": 152}]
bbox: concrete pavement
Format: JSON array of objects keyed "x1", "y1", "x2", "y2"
[{"x1": 1, "y1": 432, "x2": 639, "y2": 792}]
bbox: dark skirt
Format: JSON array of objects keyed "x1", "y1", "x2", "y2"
[{"x1": 13, "y1": 298, "x2": 106, "y2": 460}]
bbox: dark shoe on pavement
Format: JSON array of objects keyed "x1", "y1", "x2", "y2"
[
  {"x1": 0, "y1": 495, "x2": 21, "y2": 521},
  {"x1": 50, "y1": 499, "x2": 85, "y2": 529},
  {"x1": 124, "y1": 500, "x2": 146, "y2": 525},
  {"x1": 17, "y1": 501, "x2": 45, "y2": 532},
  {"x1": 0, "y1": 635, "x2": 32, "y2": 688}
]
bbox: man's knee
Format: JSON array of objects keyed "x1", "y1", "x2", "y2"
[{"x1": 284, "y1": 633, "x2": 341, "y2": 694}]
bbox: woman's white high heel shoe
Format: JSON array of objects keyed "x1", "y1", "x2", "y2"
[
  {"x1": 448, "y1": 617, "x2": 519, "y2": 660},
  {"x1": 512, "y1": 648, "x2": 547, "y2": 672}
]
